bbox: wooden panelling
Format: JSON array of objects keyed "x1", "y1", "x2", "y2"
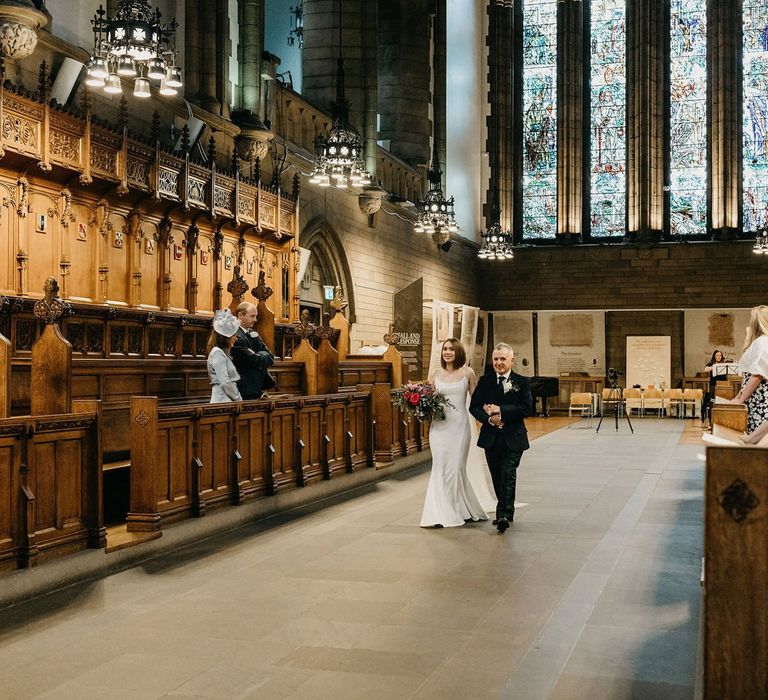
[
  {"x1": 126, "y1": 393, "x2": 376, "y2": 532},
  {"x1": 0, "y1": 411, "x2": 104, "y2": 570},
  {"x1": 324, "y1": 400, "x2": 347, "y2": 479},
  {"x1": 236, "y1": 409, "x2": 269, "y2": 500},
  {"x1": 297, "y1": 400, "x2": 324, "y2": 485},
  {"x1": 268, "y1": 401, "x2": 299, "y2": 493},
  {"x1": 705, "y1": 447, "x2": 768, "y2": 699},
  {"x1": 347, "y1": 394, "x2": 373, "y2": 472}
]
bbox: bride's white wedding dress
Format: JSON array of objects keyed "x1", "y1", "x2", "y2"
[{"x1": 420, "y1": 375, "x2": 493, "y2": 527}]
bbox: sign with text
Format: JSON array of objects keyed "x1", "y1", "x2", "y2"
[
  {"x1": 537, "y1": 310, "x2": 606, "y2": 377},
  {"x1": 626, "y1": 336, "x2": 671, "y2": 389},
  {"x1": 394, "y1": 278, "x2": 423, "y2": 381}
]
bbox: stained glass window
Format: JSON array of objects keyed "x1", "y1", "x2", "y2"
[
  {"x1": 590, "y1": 0, "x2": 626, "y2": 237},
  {"x1": 743, "y1": 1, "x2": 768, "y2": 232},
  {"x1": 670, "y1": 0, "x2": 707, "y2": 236},
  {"x1": 522, "y1": 0, "x2": 557, "y2": 239}
]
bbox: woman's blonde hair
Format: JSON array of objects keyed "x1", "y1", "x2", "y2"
[{"x1": 744, "y1": 305, "x2": 768, "y2": 350}]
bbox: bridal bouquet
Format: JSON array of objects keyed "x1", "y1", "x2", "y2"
[{"x1": 392, "y1": 382, "x2": 454, "y2": 421}]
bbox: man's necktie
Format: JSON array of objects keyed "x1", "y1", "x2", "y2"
[{"x1": 498, "y1": 375, "x2": 505, "y2": 387}]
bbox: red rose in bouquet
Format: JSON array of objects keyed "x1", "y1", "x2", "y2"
[{"x1": 392, "y1": 381, "x2": 454, "y2": 421}]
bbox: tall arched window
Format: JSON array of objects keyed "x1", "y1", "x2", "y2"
[
  {"x1": 522, "y1": 0, "x2": 557, "y2": 239},
  {"x1": 590, "y1": 0, "x2": 626, "y2": 238},
  {"x1": 743, "y1": 1, "x2": 768, "y2": 232},
  {"x1": 669, "y1": 0, "x2": 707, "y2": 236}
]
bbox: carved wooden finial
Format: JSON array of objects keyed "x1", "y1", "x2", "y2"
[
  {"x1": 383, "y1": 322, "x2": 400, "y2": 346},
  {"x1": 208, "y1": 135, "x2": 216, "y2": 165},
  {"x1": 150, "y1": 111, "x2": 160, "y2": 143},
  {"x1": 80, "y1": 86, "x2": 91, "y2": 116},
  {"x1": 231, "y1": 147, "x2": 240, "y2": 176},
  {"x1": 330, "y1": 285, "x2": 348, "y2": 315},
  {"x1": 316, "y1": 312, "x2": 335, "y2": 340},
  {"x1": 253, "y1": 157, "x2": 261, "y2": 184},
  {"x1": 227, "y1": 264, "x2": 249, "y2": 305},
  {"x1": 37, "y1": 61, "x2": 49, "y2": 103},
  {"x1": 252, "y1": 269, "x2": 273, "y2": 302},
  {"x1": 292, "y1": 173, "x2": 301, "y2": 200},
  {"x1": 294, "y1": 308, "x2": 315, "y2": 339},
  {"x1": 33, "y1": 276, "x2": 68, "y2": 325},
  {"x1": 119, "y1": 95, "x2": 128, "y2": 131},
  {"x1": 180, "y1": 124, "x2": 190, "y2": 156}
]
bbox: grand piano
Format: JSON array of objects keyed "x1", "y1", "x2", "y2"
[{"x1": 529, "y1": 376, "x2": 559, "y2": 416}]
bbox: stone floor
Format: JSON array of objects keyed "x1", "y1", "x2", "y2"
[{"x1": 0, "y1": 417, "x2": 704, "y2": 699}]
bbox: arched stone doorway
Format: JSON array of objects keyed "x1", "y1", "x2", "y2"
[{"x1": 299, "y1": 217, "x2": 356, "y2": 324}]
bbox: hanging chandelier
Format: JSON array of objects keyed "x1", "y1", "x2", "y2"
[
  {"x1": 753, "y1": 226, "x2": 768, "y2": 254},
  {"x1": 414, "y1": 85, "x2": 457, "y2": 235},
  {"x1": 477, "y1": 221, "x2": 514, "y2": 260},
  {"x1": 85, "y1": 1, "x2": 182, "y2": 99},
  {"x1": 308, "y1": 0, "x2": 372, "y2": 189}
]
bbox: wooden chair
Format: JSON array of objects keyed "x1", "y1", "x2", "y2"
[
  {"x1": 664, "y1": 388, "x2": 684, "y2": 418},
  {"x1": 623, "y1": 388, "x2": 643, "y2": 417},
  {"x1": 569, "y1": 392, "x2": 595, "y2": 425},
  {"x1": 681, "y1": 388, "x2": 703, "y2": 418},
  {"x1": 643, "y1": 388, "x2": 665, "y2": 417}
]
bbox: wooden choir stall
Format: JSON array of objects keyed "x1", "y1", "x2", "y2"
[{"x1": 0, "y1": 69, "x2": 422, "y2": 584}]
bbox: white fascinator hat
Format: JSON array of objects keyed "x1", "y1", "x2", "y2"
[{"x1": 213, "y1": 309, "x2": 240, "y2": 337}]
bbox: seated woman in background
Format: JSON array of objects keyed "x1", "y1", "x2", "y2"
[
  {"x1": 730, "y1": 306, "x2": 768, "y2": 433},
  {"x1": 206, "y1": 309, "x2": 243, "y2": 403}
]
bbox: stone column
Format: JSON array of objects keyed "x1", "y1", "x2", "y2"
[
  {"x1": 361, "y1": 0, "x2": 378, "y2": 175},
  {"x1": 184, "y1": 0, "x2": 201, "y2": 102},
  {"x1": 434, "y1": 0, "x2": 447, "y2": 188},
  {"x1": 216, "y1": 0, "x2": 231, "y2": 118},
  {"x1": 626, "y1": 0, "x2": 668, "y2": 241},
  {"x1": 556, "y1": 0, "x2": 584, "y2": 239},
  {"x1": 199, "y1": 0, "x2": 221, "y2": 113},
  {"x1": 376, "y1": 0, "x2": 432, "y2": 168},
  {"x1": 237, "y1": 0, "x2": 264, "y2": 116},
  {"x1": 487, "y1": 0, "x2": 515, "y2": 231},
  {"x1": 708, "y1": 0, "x2": 741, "y2": 238}
]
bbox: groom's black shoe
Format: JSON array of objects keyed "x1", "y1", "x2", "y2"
[{"x1": 496, "y1": 517, "x2": 509, "y2": 533}]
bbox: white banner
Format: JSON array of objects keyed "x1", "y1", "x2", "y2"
[
  {"x1": 626, "y1": 336, "x2": 671, "y2": 389},
  {"x1": 428, "y1": 300, "x2": 455, "y2": 378},
  {"x1": 536, "y1": 311, "x2": 606, "y2": 377}
]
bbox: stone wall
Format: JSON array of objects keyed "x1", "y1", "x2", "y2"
[
  {"x1": 479, "y1": 242, "x2": 768, "y2": 311},
  {"x1": 298, "y1": 182, "x2": 480, "y2": 375}
]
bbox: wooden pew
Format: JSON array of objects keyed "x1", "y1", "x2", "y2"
[
  {"x1": 704, "y1": 445, "x2": 768, "y2": 699},
  {"x1": 0, "y1": 407, "x2": 104, "y2": 571},
  {"x1": 127, "y1": 391, "x2": 373, "y2": 533}
]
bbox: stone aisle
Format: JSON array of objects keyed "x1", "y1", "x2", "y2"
[{"x1": 0, "y1": 418, "x2": 703, "y2": 699}]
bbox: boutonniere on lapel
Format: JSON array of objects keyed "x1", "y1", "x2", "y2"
[{"x1": 503, "y1": 379, "x2": 520, "y2": 394}]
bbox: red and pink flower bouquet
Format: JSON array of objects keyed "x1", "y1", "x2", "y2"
[{"x1": 392, "y1": 382, "x2": 454, "y2": 421}]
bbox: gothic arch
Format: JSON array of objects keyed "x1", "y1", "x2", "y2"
[{"x1": 300, "y1": 216, "x2": 357, "y2": 323}]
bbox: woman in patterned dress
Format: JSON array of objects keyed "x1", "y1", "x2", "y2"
[{"x1": 730, "y1": 305, "x2": 768, "y2": 434}]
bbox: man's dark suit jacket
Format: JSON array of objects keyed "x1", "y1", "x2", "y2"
[
  {"x1": 230, "y1": 328, "x2": 275, "y2": 399},
  {"x1": 469, "y1": 371, "x2": 533, "y2": 452}
]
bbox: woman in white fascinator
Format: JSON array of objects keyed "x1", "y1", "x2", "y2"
[{"x1": 206, "y1": 309, "x2": 243, "y2": 402}]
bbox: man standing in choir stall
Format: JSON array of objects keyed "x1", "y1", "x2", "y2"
[{"x1": 231, "y1": 302, "x2": 276, "y2": 399}]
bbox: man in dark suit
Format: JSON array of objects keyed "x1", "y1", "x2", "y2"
[
  {"x1": 469, "y1": 342, "x2": 533, "y2": 533},
  {"x1": 231, "y1": 302, "x2": 275, "y2": 400}
]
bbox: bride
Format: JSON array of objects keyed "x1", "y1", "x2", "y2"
[{"x1": 420, "y1": 338, "x2": 495, "y2": 527}]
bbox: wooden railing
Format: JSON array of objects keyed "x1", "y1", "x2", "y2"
[
  {"x1": 127, "y1": 391, "x2": 375, "y2": 532},
  {"x1": 0, "y1": 404, "x2": 104, "y2": 572}
]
